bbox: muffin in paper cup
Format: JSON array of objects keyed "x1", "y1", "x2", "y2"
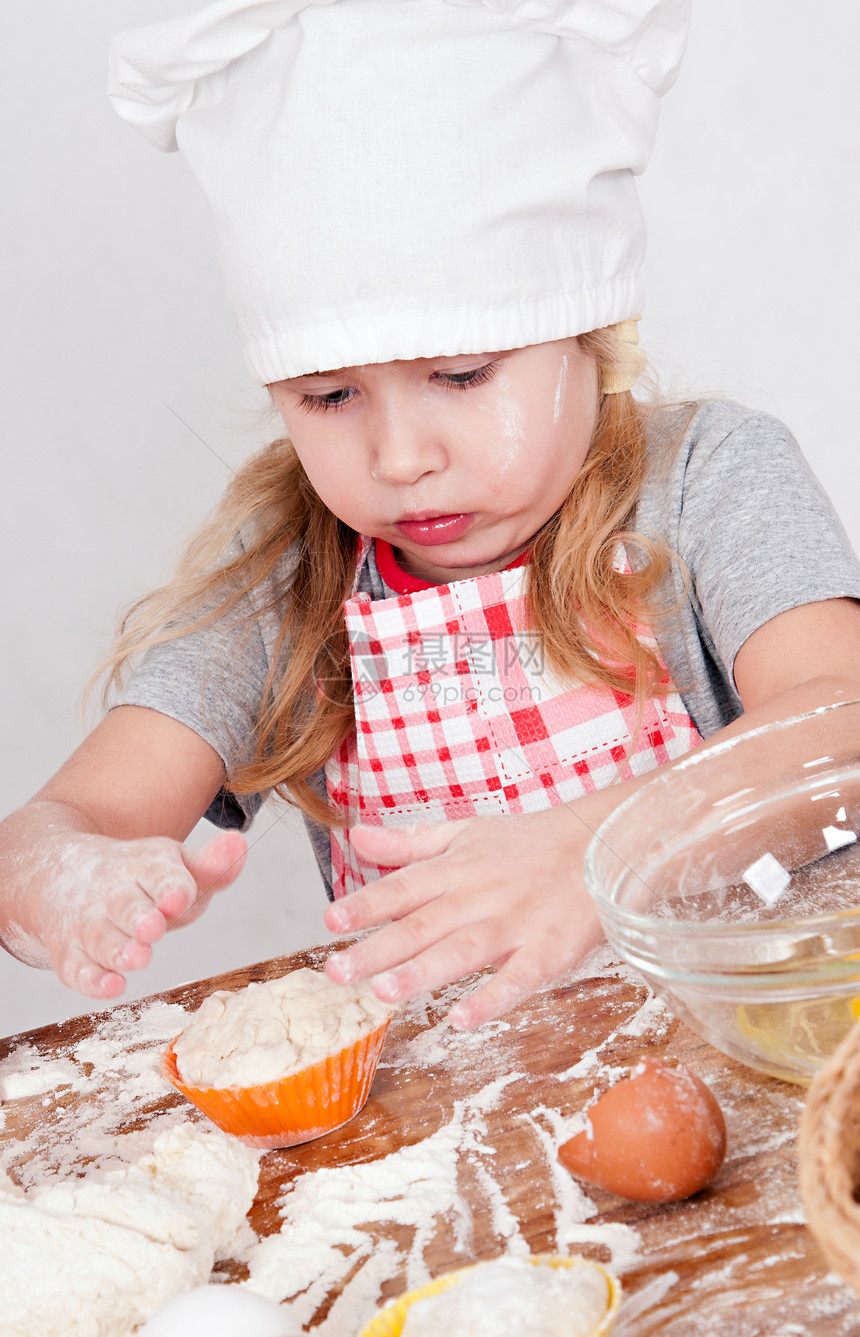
[
  {"x1": 358, "y1": 1254, "x2": 621, "y2": 1337},
  {"x1": 162, "y1": 968, "x2": 393, "y2": 1150},
  {"x1": 162, "y1": 1015, "x2": 390, "y2": 1149}
]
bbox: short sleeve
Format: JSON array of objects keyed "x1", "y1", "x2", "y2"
[
  {"x1": 114, "y1": 606, "x2": 271, "y2": 831},
  {"x1": 636, "y1": 401, "x2": 860, "y2": 737},
  {"x1": 113, "y1": 534, "x2": 299, "y2": 831}
]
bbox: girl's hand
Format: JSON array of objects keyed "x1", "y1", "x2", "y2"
[
  {"x1": 323, "y1": 601, "x2": 860, "y2": 1027},
  {"x1": 323, "y1": 806, "x2": 604, "y2": 1029},
  {"x1": 25, "y1": 828, "x2": 247, "y2": 1000},
  {"x1": 0, "y1": 707, "x2": 246, "y2": 999}
]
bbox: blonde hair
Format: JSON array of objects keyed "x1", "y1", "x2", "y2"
[{"x1": 97, "y1": 329, "x2": 680, "y2": 825}]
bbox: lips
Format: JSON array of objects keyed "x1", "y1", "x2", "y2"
[{"x1": 394, "y1": 512, "x2": 475, "y2": 546}]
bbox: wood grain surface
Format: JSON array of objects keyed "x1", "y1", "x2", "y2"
[{"x1": 1, "y1": 942, "x2": 857, "y2": 1335}]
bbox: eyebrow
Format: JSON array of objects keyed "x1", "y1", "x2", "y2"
[
  {"x1": 287, "y1": 352, "x2": 504, "y2": 385},
  {"x1": 284, "y1": 365, "x2": 367, "y2": 392}
]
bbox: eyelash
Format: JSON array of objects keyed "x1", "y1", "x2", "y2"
[
  {"x1": 298, "y1": 361, "x2": 499, "y2": 414},
  {"x1": 438, "y1": 362, "x2": 499, "y2": 392},
  {"x1": 299, "y1": 387, "x2": 355, "y2": 414}
]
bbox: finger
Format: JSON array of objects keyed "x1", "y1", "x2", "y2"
[
  {"x1": 325, "y1": 885, "x2": 459, "y2": 979},
  {"x1": 80, "y1": 917, "x2": 153, "y2": 974},
  {"x1": 371, "y1": 919, "x2": 516, "y2": 1004},
  {"x1": 349, "y1": 820, "x2": 469, "y2": 867},
  {"x1": 104, "y1": 881, "x2": 170, "y2": 943},
  {"x1": 129, "y1": 832, "x2": 244, "y2": 932},
  {"x1": 324, "y1": 863, "x2": 450, "y2": 936},
  {"x1": 182, "y1": 830, "x2": 248, "y2": 894},
  {"x1": 327, "y1": 893, "x2": 511, "y2": 991},
  {"x1": 448, "y1": 917, "x2": 605, "y2": 1029},
  {"x1": 130, "y1": 907, "x2": 169, "y2": 945},
  {"x1": 168, "y1": 886, "x2": 217, "y2": 929},
  {"x1": 54, "y1": 942, "x2": 127, "y2": 1000},
  {"x1": 447, "y1": 950, "x2": 550, "y2": 1030},
  {"x1": 133, "y1": 861, "x2": 197, "y2": 925},
  {"x1": 113, "y1": 937, "x2": 153, "y2": 971}
]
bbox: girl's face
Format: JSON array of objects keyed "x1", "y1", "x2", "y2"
[{"x1": 269, "y1": 339, "x2": 600, "y2": 584}]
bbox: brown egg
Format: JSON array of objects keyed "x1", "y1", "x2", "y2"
[{"x1": 558, "y1": 1059, "x2": 726, "y2": 1203}]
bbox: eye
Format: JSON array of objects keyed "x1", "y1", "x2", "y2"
[
  {"x1": 298, "y1": 386, "x2": 357, "y2": 414},
  {"x1": 435, "y1": 362, "x2": 499, "y2": 392}
]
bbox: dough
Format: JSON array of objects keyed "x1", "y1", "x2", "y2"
[
  {"x1": 173, "y1": 967, "x2": 392, "y2": 1089},
  {"x1": 400, "y1": 1256, "x2": 611, "y2": 1337},
  {"x1": 0, "y1": 1124, "x2": 259, "y2": 1337}
]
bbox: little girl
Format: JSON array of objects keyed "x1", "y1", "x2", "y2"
[{"x1": 3, "y1": 0, "x2": 860, "y2": 1029}]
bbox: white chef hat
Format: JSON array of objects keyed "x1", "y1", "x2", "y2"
[{"x1": 109, "y1": 0, "x2": 689, "y2": 385}]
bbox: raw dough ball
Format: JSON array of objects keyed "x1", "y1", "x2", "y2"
[
  {"x1": 558, "y1": 1059, "x2": 726, "y2": 1202},
  {"x1": 0, "y1": 1125, "x2": 259, "y2": 1337},
  {"x1": 139, "y1": 1284, "x2": 299, "y2": 1336},
  {"x1": 400, "y1": 1256, "x2": 611, "y2": 1337},
  {"x1": 173, "y1": 967, "x2": 392, "y2": 1088}
]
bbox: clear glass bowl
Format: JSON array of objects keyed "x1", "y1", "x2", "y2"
[{"x1": 584, "y1": 701, "x2": 860, "y2": 1084}]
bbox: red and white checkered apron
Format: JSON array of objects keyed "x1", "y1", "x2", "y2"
[{"x1": 325, "y1": 540, "x2": 701, "y2": 897}]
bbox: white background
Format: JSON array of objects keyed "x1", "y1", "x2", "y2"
[{"x1": 2, "y1": 1, "x2": 859, "y2": 1035}]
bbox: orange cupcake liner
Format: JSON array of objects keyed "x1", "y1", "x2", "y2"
[{"x1": 162, "y1": 1016, "x2": 391, "y2": 1150}]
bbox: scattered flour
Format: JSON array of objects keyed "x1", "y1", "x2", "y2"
[
  {"x1": 174, "y1": 969, "x2": 392, "y2": 1089},
  {"x1": 613, "y1": 1271, "x2": 680, "y2": 1334},
  {"x1": 243, "y1": 1075, "x2": 536, "y2": 1331},
  {"x1": 381, "y1": 984, "x2": 504, "y2": 1070},
  {"x1": 0, "y1": 1000, "x2": 190, "y2": 1188},
  {"x1": 519, "y1": 1105, "x2": 641, "y2": 1271},
  {"x1": 617, "y1": 995, "x2": 670, "y2": 1040},
  {"x1": 554, "y1": 989, "x2": 669, "y2": 1086},
  {"x1": 0, "y1": 1123, "x2": 259, "y2": 1337},
  {"x1": 242, "y1": 1071, "x2": 638, "y2": 1335},
  {"x1": 0, "y1": 1046, "x2": 79, "y2": 1099},
  {"x1": 244, "y1": 1097, "x2": 478, "y2": 1327}
]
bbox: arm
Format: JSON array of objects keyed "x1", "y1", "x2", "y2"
[
  {"x1": 323, "y1": 597, "x2": 860, "y2": 1027},
  {"x1": 0, "y1": 705, "x2": 247, "y2": 999}
]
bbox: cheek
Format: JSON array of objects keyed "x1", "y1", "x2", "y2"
[
  {"x1": 298, "y1": 447, "x2": 355, "y2": 506},
  {"x1": 461, "y1": 393, "x2": 532, "y2": 498},
  {"x1": 481, "y1": 401, "x2": 590, "y2": 504},
  {"x1": 287, "y1": 432, "x2": 380, "y2": 531},
  {"x1": 476, "y1": 357, "x2": 598, "y2": 486},
  {"x1": 278, "y1": 423, "x2": 344, "y2": 501},
  {"x1": 485, "y1": 384, "x2": 529, "y2": 471},
  {"x1": 531, "y1": 425, "x2": 588, "y2": 496}
]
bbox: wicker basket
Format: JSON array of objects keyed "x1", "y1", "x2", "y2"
[{"x1": 799, "y1": 1014, "x2": 860, "y2": 1294}]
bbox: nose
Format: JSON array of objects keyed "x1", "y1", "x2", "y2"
[{"x1": 368, "y1": 400, "x2": 446, "y2": 486}]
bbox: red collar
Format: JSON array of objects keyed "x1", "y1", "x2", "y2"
[{"x1": 374, "y1": 538, "x2": 530, "y2": 594}]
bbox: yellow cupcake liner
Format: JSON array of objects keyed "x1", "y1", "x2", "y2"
[
  {"x1": 358, "y1": 1253, "x2": 621, "y2": 1337},
  {"x1": 162, "y1": 1016, "x2": 391, "y2": 1150}
]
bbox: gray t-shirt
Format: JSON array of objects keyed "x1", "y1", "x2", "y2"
[{"x1": 116, "y1": 400, "x2": 860, "y2": 896}]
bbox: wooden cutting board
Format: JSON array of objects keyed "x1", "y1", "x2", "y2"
[{"x1": 1, "y1": 941, "x2": 856, "y2": 1335}]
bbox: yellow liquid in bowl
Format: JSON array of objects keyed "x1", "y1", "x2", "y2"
[{"x1": 733, "y1": 995, "x2": 860, "y2": 1085}]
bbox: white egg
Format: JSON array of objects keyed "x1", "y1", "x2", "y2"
[{"x1": 139, "y1": 1284, "x2": 300, "y2": 1336}]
